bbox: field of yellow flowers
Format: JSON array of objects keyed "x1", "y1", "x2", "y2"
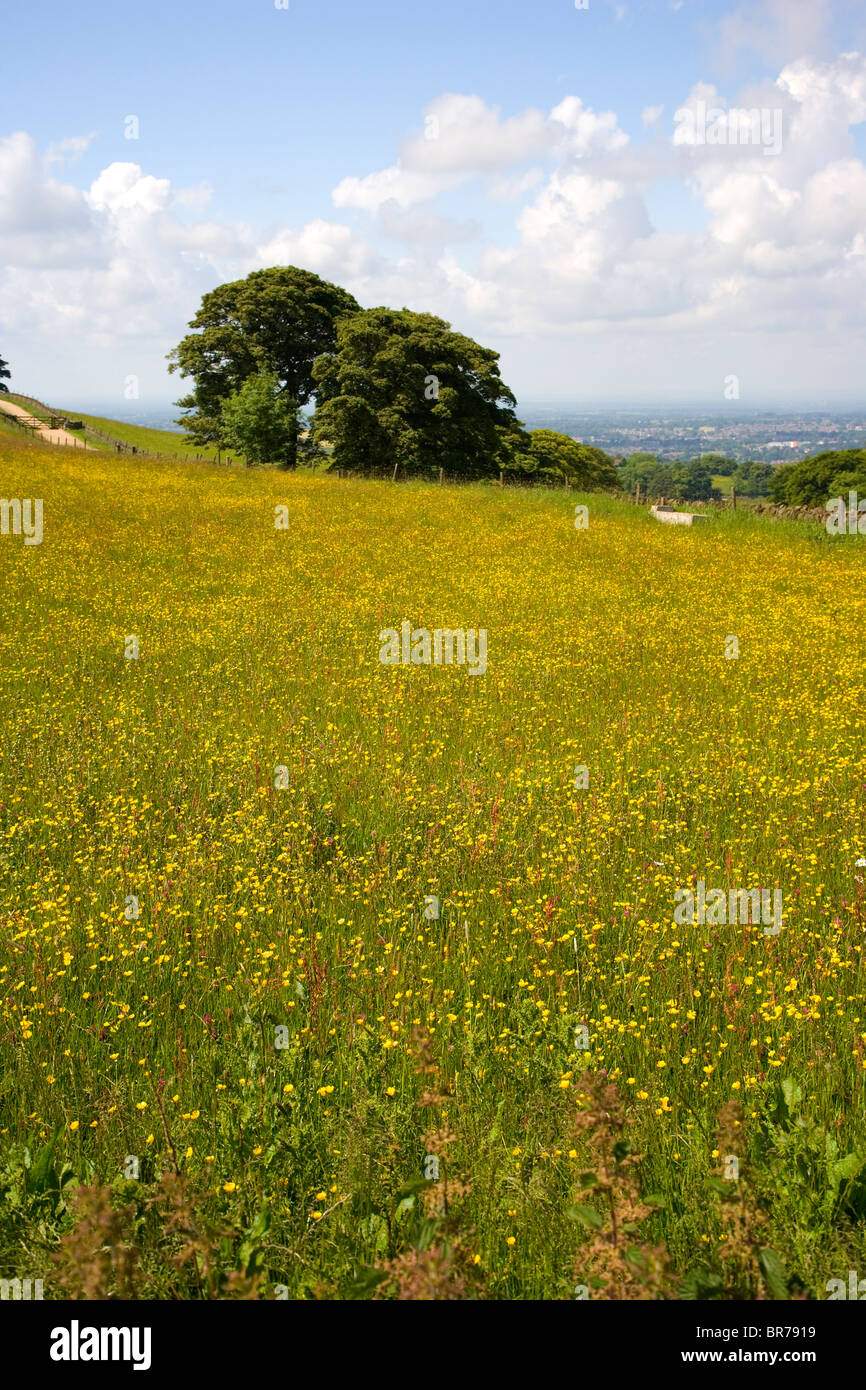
[{"x1": 2, "y1": 433, "x2": 866, "y2": 1300}]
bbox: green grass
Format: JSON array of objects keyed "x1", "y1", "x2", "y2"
[
  {"x1": 1, "y1": 440, "x2": 865, "y2": 1300},
  {"x1": 4, "y1": 393, "x2": 220, "y2": 460},
  {"x1": 68, "y1": 411, "x2": 222, "y2": 460}
]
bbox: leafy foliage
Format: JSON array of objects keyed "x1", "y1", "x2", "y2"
[
  {"x1": 167, "y1": 266, "x2": 359, "y2": 460},
  {"x1": 618, "y1": 454, "x2": 722, "y2": 501},
  {"x1": 312, "y1": 307, "x2": 523, "y2": 479},
  {"x1": 769, "y1": 449, "x2": 866, "y2": 507},
  {"x1": 219, "y1": 372, "x2": 298, "y2": 467},
  {"x1": 730, "y1": 460, "x2": 773, "y2": 496},
  {"x1": 515, "y1": 430, "x2": 618, "y2": 489}
]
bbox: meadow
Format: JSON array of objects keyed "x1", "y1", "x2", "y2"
[{"x1": 1, "y1": 433, "x2": 866, "y2": 1300}]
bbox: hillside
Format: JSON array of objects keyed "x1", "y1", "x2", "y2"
[
  {"x1": 3, "y1": 393, "x2": 221, "y2": 461},
  {"x1": 1, "y1": 438, "x2": 866, "y2": 1299}
]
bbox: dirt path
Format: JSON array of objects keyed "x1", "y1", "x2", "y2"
[{"x1": 0, "y1": 397, "x2": 96, "y2": 449}]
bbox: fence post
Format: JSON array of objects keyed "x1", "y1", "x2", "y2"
[
  {"x1": 731, "y1": 486, "x2": 737, "y2": 511},
  {"x1": 439, "y1": 467, "x2": 443, "y2": 485},
  {"x1": 499, "y1": 470, "x2": 504, "y2": 488}
]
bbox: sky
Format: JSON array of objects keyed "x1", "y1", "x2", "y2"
[{"x1": 2, "y1": 0, "x2": 866, "y2": 412}]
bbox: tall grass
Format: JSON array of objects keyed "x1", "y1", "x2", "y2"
[{"x1": 1, "y1": 443, "x2": 865, "y2": 1298}]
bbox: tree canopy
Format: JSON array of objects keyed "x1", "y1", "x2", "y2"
[
  {"x1": 617, "y1": 454, "x2": 722, "y2": 502},
  {"x1": 311, "y1": 307, "x2": 523, "y2": 479},
  {"x1": 219, "y1": 372, "x2": 298, "y2": 466},
  {"x1": 769, "y1": 450, "x2": 866, "y2": 507},
  {"x1": 512, "y1": 429, "x2": 618, "y2": 487},
  {"x1": 730, "y1": 460, "x2": 773, "y2": 496},
  {"x1": 167, "y1": 267, "x2": 621, "y2": 490},
  {"x1": 167, "y1": 266, "x2": 360, "y2": 463},
  {"x1": 693, "y1": 453, "x2": 738, "y2": 476},
  {"x1": 0, "y1": 353, "x2": 10, "y2": 393}
]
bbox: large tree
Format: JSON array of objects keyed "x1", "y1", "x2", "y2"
[
  {"x1": 0, "y1": 352, "x2": 10, "y2": 393},
  {"x1": 167, "y1": 266, "x2": 360, "y2": 466},
  {"x1": 312, "y1": 307, "x2": 523, "y2": 479}
]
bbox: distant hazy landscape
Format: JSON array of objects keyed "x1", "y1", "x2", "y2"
[{"x1": 52, "y1": 401, "x2": 866, "y2": 467}]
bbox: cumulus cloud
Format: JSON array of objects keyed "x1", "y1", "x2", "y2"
[
  {"x1": 332, "y1": 92, "x2": 627, "y2": 212},
  {"x1": 718, "y1": 0, "x2": 838, "y2": 66},
  {"x1": 642, "y1": 104, "x2": 665, "y2": 126},
  {"x1": 0, "y1": 131, "x2": 378, "y2": 395},
  {"x1": 4, "y1": 42, "x2": 866, "y2": 403}
]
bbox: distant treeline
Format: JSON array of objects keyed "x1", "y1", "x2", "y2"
[
  {"x1": 616, "y1": 452, "x2": 774, "y2": 501},
  {"x1": 767, "y1": 449, "x2": 866, "y2": 507}
]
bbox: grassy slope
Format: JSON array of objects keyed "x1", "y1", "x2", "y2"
[
  {"x1": 1, "y1": 440, "x2": 865, "y2": 1299},
  {"x1": 69, "y1": 411, "x2": 221, "y2": 460},
  {"x1": 4, "y1": 393, "x2": 220, "y2": 460}
]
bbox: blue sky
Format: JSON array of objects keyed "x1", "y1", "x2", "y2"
[{"x1": 2, "y1": 0, "x2": 866, "y2": 409}]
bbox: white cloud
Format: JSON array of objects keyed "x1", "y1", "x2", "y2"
[
  {"x1": 778, "y1": 51, "x2": 866, "y2": 124},
  {"x1": 0, "y1": 132, "x2": 377, "y2": 396},
  {"x1": 45, "y1": 132, "x2": 97, "y2": 166},
  {"x1": 5, "y1": 44, "x2": 866, "y2": 404},
  {"x1": 642, "y1": 105, "x2": 665, "y2": 126},
  {"x1": 718, "y1": 0, "x2": 838, "y2": 65},
  {"x1": 332, "y1": 92, "x2": 627, "y2": 212},
  {"x1": 88, "y1": 163, "x2": 172, "y2": 215}
]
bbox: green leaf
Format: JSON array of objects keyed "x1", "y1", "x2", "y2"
[
  {"x1": 358, "y1": 1214, "x2": 389, "y2": 1253},
  {"x1": 758, "y1": 1248, "x2": 788, "y2": 1300},
  {"x1": 29, "y1": 1125, "x2": 61, "y2": 1195},
  {"x1": 567, "y1": 1203, "x2": 604, "y2": 1230},
  {"x1": 395, "y1": 1175, "x2": 433, "y2": 1202},
  {"x1": 641, "y1": 1192, "x2": 667, "y2": 1208},
  {"x1": 345, "y1": 1265, "x2": 388, "y2": 1300},
  {"x1": 248, "y1": 1204, "x2": 271, "y2": 1240},
  {"x1": 828, "y1": 1151, "x2": 863, "y2": 1192},
  {"x1": 781, "y1": 1078, "x2": 802, "y2": 1113},
  {"x1": 706, "y1": 1175, "x2": 732, "y2": 1195},
  {"x1": 679, "y1": 1266, "x2": 725, "y2": 1300}
]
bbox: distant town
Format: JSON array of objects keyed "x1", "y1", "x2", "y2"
[{"x1": 518, "y1": 407, "x2": 866, "y2": 464}]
